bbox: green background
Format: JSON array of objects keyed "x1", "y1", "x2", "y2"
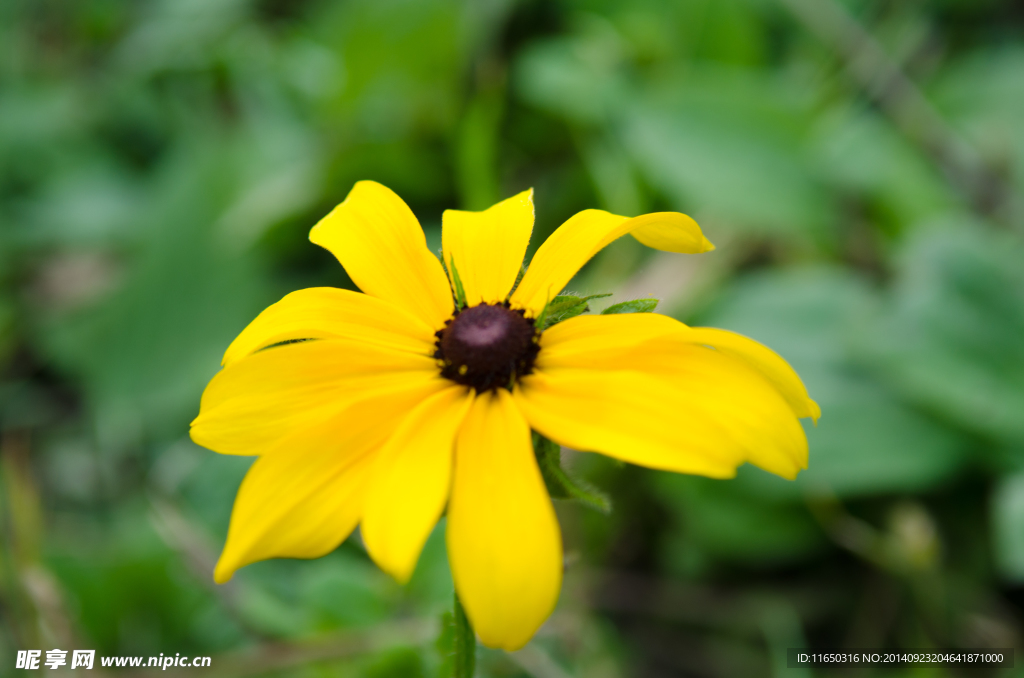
[{"x1": 2, "y1": 0, "x2": 1024, "y2": 675}]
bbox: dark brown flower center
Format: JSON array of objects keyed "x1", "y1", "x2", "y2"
[{"x1": 434, "y1": 303, "x2": 539, "y2": 392}]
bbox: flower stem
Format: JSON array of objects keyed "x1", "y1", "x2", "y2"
[{"x1": 452, "y1": 591, "x2": 475, "y2": 678}]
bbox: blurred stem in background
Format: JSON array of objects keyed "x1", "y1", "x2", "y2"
[
  {"x1": 1, "y1": 431, "x2": 77, "y2": 651},
  {"x1": 807, "y1": 490, "x2": 950, "y2": 646},
  {"x1": 0, "y1": 430, "x2": 42, "y2": 649}
]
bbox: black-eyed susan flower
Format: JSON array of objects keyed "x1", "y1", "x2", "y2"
[{"x1": 190, "y1": 181, "x2": 819, "y2": 650}]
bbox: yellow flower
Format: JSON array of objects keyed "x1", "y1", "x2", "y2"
[{"x1": 190, "y1": 181, "x2": 819, "y2": 650}]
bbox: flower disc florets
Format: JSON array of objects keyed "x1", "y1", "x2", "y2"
[{"x1": 435, "y1": 302, "x2": 540, "y2": 392}]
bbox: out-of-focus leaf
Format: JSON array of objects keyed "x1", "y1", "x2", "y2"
[
  {"x1": 700, "y1": 268, "x2": 967, "y2": 498},
  {"x1": 517, "y1": 28, "x2": 833, "y2": 239},
  {"x1": 313, "y1": 0, "x2": 470, "y2": 138},
  {"x1": 992, "y1": 473, "x2": 1024, "y2": 583},
  {"x1": 654, "y1": 473, "x2": 825, "y2": 573},
  {"x1": 232, "y1": 583, "x2": 313, "y2": 638},
  {"x1": 404, "y1": 522, "x2": 453, "y2": 611},
  {"x1": 174, "y1": 444, "x2": 252, "y2": 533},
  {"x1": 601, "y1": 298, "x2": 658, "y2": 314},
  {"x1": 0, "y1": 295, "x2": 14, "y2": 364},
  {"x1": 36, "y1": 145, "x2": 274, "y2": 448},
  {"x1": 861, "y1": 223, "x2": 1024, "y2": 443},
  {"x1": 513, "y1": 26, "x2": 629, "y2": 125},
  {"x1": 624, "y1": 77, "x2": 833, "y2": 240},
  {"x1": 810, "y1": 106, "x2": 959, "y2": 231},
  {"x1": 47, "y1": 504, "x2": 245, "y2": 654},
  {"x1": 366, "y1": 647, "x2": 427, "y2": 678},
  {"x1": 22, "y1": 167, "x2": 143, "y2": 246},
  {"x1": 299, "y1": 551, "x2": 400, "y2": 629},
  {"x1": 932, "y1": 49, "x2": 1024, "y2": 193},
  {"x1": 456, "y1": 85, "x2": 504, "y2": 211},
  {"x1": 114, "y1": 0, "x2": 249, "y2": 75}
]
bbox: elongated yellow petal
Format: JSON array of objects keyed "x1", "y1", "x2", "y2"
[
  {"x1": 221, "y1": 287, "x2": 436, "y2": 367},
  {"x1": 617, "y1": 339, "x2": 808, "y2": 477},
  {"x1": 681, "y1": 327, "x2": 820, "y2": 423},
  {"x1": 516, "y1": 368, "x2": 746, "y2": 478},
  {"x1": 522, "y1": 330, "x2": 808, "y2": 478},
  {"x1": 536, "y1": 312, "x2": 686, "y2": 366},
  {"x1": 447, "y1": 390, "x2": 562, "y2": 650},
  {"x1": 442, "y1": 189, "x2": 534, "y2": 305},
  {"x1": 191, "y1": 339, "x2": 442, "y2": 456},
  {"x1": 310, "y1": 181, "x2": 454, "y2": 329},
  {"x1": 511, "y1": 210, "x2": 713, "y2": 315},
  {"x1": 536, "y1": 315, "x2": 806, "y2": 477},
  {"x1": 214, "y1": 416, "x2": 378, "y2": 583},
  {"x1": 540, "y1": 316, "x2": 816, "y2": 423},
  {"x1": 361, "y1": 386, "x2": 474, "y2": 583}
]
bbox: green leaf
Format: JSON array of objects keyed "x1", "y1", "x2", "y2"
[
  {"x1": 860, "y1": 224, "x2": 1024, "y2": 444},
  {"x1": 539, "y1": 293, "x2": 612, "y2": 329},
  {"x1": 533, "y1": 432, "x2": 611, "y2": 513},
  {"x1": 601, "y1": 298, "x2": 659, "y2": 314},
  {"x1": 540, "y1": 295, "x2": 585, "y2": 327}
]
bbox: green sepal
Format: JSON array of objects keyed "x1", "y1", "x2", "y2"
[
  {"x1": 532, "y1": 432, "x2": 612, "y2": 514},
  {"x1": 448, "y1": 256, "x2": 468, "y2": 310},
  {"x1": 539, "y1": 293, "x2": 612, "y2": 329},
  {"x1": 601, "y1": 298, "x2": 659, "y2": 314}
]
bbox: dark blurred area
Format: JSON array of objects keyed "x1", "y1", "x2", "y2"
[{"x1": 3, "y1": 0, "x2": 1024, "y2": 675}]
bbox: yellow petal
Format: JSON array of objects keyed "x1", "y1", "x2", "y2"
[
  {"x1": 191, "y1": 339, "x2": 442, "y2": 456},
  {"x1": 310, "y1": 181, "x2": 454, "y2": 329},
  {"x1": 622, "y1": 338, "x2": 808, "y2": 478},
  {"x1": 681, "y1": 327, "x2": 820, "y2": 423},
  {"x1": 516, "y1": 368, "x2": 745, "y2": 478},
  {"x1": 528, "y1": 313, "x2": 806, "y2": 477},
  {"x1": 221, "y1": 287, "x2": 436, "y2": 367},
  {"x1": 511, "y1": 209, "x2": 713, "y2": 315},
  {"x1": 539, "y1": 313, "x2": 817, "y2": 424},
  {"x1": 536, "y1": 312, "x2": 686, "y2": 367},
  {"x1": 446, "y1": 389, "x2": 562, "y2": 650},
  {"x1": 442, "y1": 189, "x2": 534, "y2": 305},
  {"x1": 361, "y1": 386, "x2": 474, "y2": 583},
  {"x1": 214, "y1": 416, "x2": 377, "y2": 583}
]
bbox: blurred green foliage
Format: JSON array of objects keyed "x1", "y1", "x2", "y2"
[{"x1": 3, "y1": 0, "x2": 1024, "y2": 675}]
